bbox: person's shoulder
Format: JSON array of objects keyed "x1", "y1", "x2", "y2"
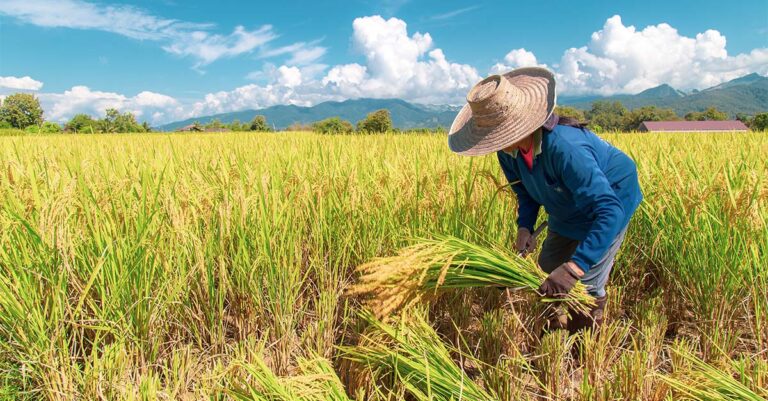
[
  {"x1": 549, "y1": 124, "x2": 590, "y2": 139},
  {"x1": 544, "y1": 125, "x2": 586, "y2": 151}
]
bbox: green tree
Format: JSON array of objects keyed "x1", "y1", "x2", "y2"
[
  {"x1": 735, "y1": 113, "x2": 752, "y2": 127},
  {"x1": 40, "y1": 121, "x2": 62, "y2": 133},
  {"x1": 0, "y1": 93, "x2": 44, "y2": 129},
  {"x1": 250, "y1": 115, "x2": 270, "y2": 131},
  {"x1": 99, "y1": 108, "x2": 145, "y2": 133},
  {"x1": 356, "y1": 109, "x2": 392, "y2": 133},
  {"x1": 206, "y1": 118, "x2": 225, "y2": 131},
  {"x1": 586, "y1": 101, "x2": 627, "y2": 132},
  {"x1": 622, "y1": 106, "x2": 679, "y2": 131},
  {"x1": 229, "y1": 119, "x2": 244, "y2": 131},
  {"x1": 23, "y1": 121, "x2": 62, "y2": 134},
  {"x1": 65, "y1": 114, "x2": 98, "y2": 133},
  {"x1": 555, "y1": 106, "x2": 586, "y2": 122},
  {"x1": 99, "y1": 108, "x2": 120, "y2": 133},
  {"x1": 312, "y1": 117, "x2": 354, "y2": 134},
  {"x1": 685, "y1": 107, "x2": 728, "y2": 121},
  {"x1": 751, "y1": 113, "x2": 768, "y2": 131}
]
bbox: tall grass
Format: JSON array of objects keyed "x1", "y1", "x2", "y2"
[{"x1": 0, "y1": 131, "x2": 766, "y2": 399}]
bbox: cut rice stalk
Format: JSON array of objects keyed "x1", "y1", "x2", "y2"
[
  {"x1": 342, "y1": 310, "x2": 498, "y2": 401},
  {"x1": 228, "y1": 353, "x2": 351, "y2": 401},
  {"x1": 659, "y1": 346, "x2": 768, "y2": 401},
  {"x1": 348, "y1": 234, "x2": 595, "y2": 318}
]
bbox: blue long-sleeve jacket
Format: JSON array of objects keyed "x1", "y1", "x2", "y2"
[{"x1": 497, "y1": 124, "x2": 643, "y2": 272}]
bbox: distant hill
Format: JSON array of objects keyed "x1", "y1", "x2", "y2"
[
  {"x1": 158, "y1": 98, "x2": 461, "y2": 131},
  {"x1": 560, "y1": 73, "x2": 768, "y2": 116},
  {"x1": 158, "y1": 73, "x2": 767, "y2": 131}
]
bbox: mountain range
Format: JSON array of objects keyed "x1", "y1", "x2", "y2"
[
  {"x1": 157, "y1": 73, "x2": 768, "y2": 131},
  {"x1": 158, "y1": 99, "x2": 461, "y2": 131}
]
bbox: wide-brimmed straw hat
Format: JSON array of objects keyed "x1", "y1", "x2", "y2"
[{"x1": 448, "y1": 67, "x2": 556, "y2": 156}]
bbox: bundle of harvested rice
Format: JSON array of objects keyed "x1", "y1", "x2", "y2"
[
  {"x1": 349, "y1": 234, "x2": 595, "y2": 318},
  {"x1": 343, "y1": 311, "x2": 497, "y2": 401}
]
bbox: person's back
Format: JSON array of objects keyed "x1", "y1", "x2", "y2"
[{"x1": 543, "y1": 125, "x2": 642, "y2": 238}]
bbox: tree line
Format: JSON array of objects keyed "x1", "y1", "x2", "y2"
[
  {"x1": 555, "y1": 102, "x2": 768, "y2": 131},
  {"x1": 0, "y1": 93, "x2": 151, "y2": 133},
  {"x1": 184, "y1": 109, "x2": 445, "y2": 134},
  {"x1": 2, "y1": 92, "x2": 767, "y2": 134}
]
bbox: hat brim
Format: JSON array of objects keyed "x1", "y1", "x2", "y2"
[{"x1": 448, "y1": 67, "x2": 556, "y2": 156}]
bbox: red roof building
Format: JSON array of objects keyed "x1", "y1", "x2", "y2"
[{"x1": 638, "y1": 120, "x2": 749, "y2": 132}]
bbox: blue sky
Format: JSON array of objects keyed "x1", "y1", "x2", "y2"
[{"x1": 1, "y1": 0, "x2": 767, "y2": 124}]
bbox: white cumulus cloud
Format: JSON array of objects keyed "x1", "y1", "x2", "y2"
[
  {"x1": 552, "y1": 15, "x2": 768, "y2": 95},
  {"x1": 276, "y1": 66, "x2": 303, "y2": 88},
  {"x1": 0, "y1": 76, "x2": 44, "y2": 91},
  {"x1": 39, "y1": 86, "x2": 181, "y2": 124},
  {"x1": 490, "y1": 48, "x2": 543, "y2": 74},
  {"x1": 185, "y1": 15, "x2": 482, "y2": 118},
  {"x1": 321, "y1": 15, "x2": 480, "y2": 104}
]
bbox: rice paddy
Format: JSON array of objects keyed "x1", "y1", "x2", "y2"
[{"x1": 0, "y1": 130, "x2": 766, "y2": 400}]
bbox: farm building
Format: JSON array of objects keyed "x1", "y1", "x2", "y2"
[
  {"x1": 177, "y1": 124, "x2": 202, "y2": 132},
  {"x1": 638, "y1": 120, "x2": 749, "y2": 132}
]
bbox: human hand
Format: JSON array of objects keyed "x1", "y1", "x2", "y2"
[
  {"x1": 538, "y1": 261, "x2": 583, "y2": 297},
  {"x1": 515, "y1": 227, "x2": 537, "y2": 256}
]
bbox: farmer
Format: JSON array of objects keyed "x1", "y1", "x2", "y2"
[{"x1": 447, "y1": 67, "x2": 642, "y2": 333}]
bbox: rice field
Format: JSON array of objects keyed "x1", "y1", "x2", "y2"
[{"x1": 0, "y1": 129, "x2": 766, "y2": 400}]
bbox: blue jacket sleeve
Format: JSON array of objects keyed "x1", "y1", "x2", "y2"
[
  {"x1": 497, "y1": 153, "x2": 541, "y2": 232},
  {"x1": 552, "y1": 143, "x2": 625, "y2": 272}
]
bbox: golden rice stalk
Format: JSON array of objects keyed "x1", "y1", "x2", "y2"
[{"x1": 348, "y1": 234, "x2": 595, "y2": 318}]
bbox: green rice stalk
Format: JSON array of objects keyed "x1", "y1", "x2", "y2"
[
  {"x1": 342, "y1": 310, "x2": 497, "y2": 401},
  {"x1": 349, "y1": 234, "x2": 595, "y2": 318},
  {"x1": 228, "y1": 354, "x2": 351, "y2": 401},
  {"x1": 659, "y1": 346, "x2": 768, "y2": 401}
]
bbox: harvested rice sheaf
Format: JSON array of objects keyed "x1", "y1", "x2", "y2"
[
  {"x1": 349, "y1": 234, "x2": 595, "y2": 318},
  {"x1": 342, "y1": 310, "x2": 498, "y2": 401}
]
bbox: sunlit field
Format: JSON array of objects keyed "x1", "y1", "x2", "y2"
[{"x1": 1, "y1": 130, "x2": 766, "y2": 400}]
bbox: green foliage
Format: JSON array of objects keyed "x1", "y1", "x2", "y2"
[
  {"x1": 751, "y1": 113, "x2": 768, "y2": 130},
  {"x1": 250, "y1": 115, "x2": 271, "y2": 132},
  {"x1": 65, "y1": 114, "x2": 98, "y2": 133},
  {"x1": 312, "y1": 117, "x2": 354, "y2": 134},
  {"x1": 66, "y1": 110, "x2": 146, "y2": 133},
  {"x1": 685, "y1": 107, "x2": 729, "y2": 121},
  {"x1": 0, "y1": 120, "x2": 13, "y2": 129},
  {"x1": 24, "y1": 121, "x2": 62, "y2": 134},
  {"x1": 622, "y1": 105, "x2": 679, "y2": 131},
  {"x1": 100, "y1": 108, "x2": 147, "y2": 133},
  {"x1": 228, "y1": 119, "x2": 246, "y2": 131},
  {"x1": 0, "y1": 93, "x2": 44, "y2": 129},
  {"x1": 356, "y1": 109, "x2": 392, "y2": 133},
  {"x1": 555, "y1": 106, "x2": 586, "y2": 122},
  {"x1": 205, "y1": 118, "x2": 225, "y2": 131},
  {"x1": 586, "y1": 101, "x2": 627, "y2": 132}
]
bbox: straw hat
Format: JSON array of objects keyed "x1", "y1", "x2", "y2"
[{"x1": 448, "y1": 67, "x2": 556, "y2": 156}]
